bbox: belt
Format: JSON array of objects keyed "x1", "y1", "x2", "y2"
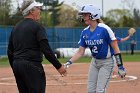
[{"x1": 92, "y1": 56, "x2": 112, "y2": 59}]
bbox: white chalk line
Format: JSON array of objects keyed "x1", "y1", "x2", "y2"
[{"x1": 0, "y1": 75, "x2": 138, "y2": 86}]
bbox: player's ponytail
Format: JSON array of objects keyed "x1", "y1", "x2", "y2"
[{"x1": 96, "y1": 19, "x2": 104, "y2": 23}]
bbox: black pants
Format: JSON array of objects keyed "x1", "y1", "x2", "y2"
[
  {"x1": 130, "y1": 45, "x2": 135, "y2": 55},
  {"x1": 12, "y1": 59, "x2": 46, "y2": 93}
]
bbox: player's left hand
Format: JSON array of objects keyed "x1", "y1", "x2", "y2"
[{"x1": 118, "y1": 66, "x2": 126, "y2": 79}]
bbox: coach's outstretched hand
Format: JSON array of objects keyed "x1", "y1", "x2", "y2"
[
  {"x1": 118, "y1": 66, "x2": 126, "y2": 79},
  {"x1": 57, "y1": 65, "x2": 67, "y2": 77},
  {"x1": 64, "y1": 60, "x2": 73, "y2": 69}
]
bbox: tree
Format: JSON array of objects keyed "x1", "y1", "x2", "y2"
[
  {"x1": 10, "y1": 0, "x2": 23, "y2": 25},
  {"x1": 120, "y1": 15, "x2": 134, "y2": 27},
  {"x1": 104, "y1": 0, "x2": 137, "y2": 27},
  {"x1": 106, "y1": 9, "x2": 134, "y2": 27},
  {"x1": 0, "y1": 0, "x2": 13, "y2": 25},
  {"x1": 106, "y1": 9, "x2": 131, "y2": 22},
  {"x1": 102, "y1": 17, "x2": 119, "y2": 27},
  {"x1": 36, "y1": 0, "x2": 63, "y2": 26},
  {"x1": 133, "y1": 8, "x2": 140, "y2": 27},
  {"x1": 57, "y1": 4, "x2": 77, "y2": 27},
  {"x1": 47, "y1": 0, "x2": 63, "y2": 26}
]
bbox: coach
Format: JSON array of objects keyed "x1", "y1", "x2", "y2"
[{"x1": 7, "y1": 0, "x2": 67, "y2": 93}]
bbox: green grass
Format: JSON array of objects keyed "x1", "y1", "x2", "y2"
[
  {"x1": 122, "y1": 53, "x2": 140, "y2": 62},
  {"x1": 0, "y1": 57, "x2": 9, "y2": 67},
  {"x1": 0, "y1": 53, "x2": 140, "y2": 67}
]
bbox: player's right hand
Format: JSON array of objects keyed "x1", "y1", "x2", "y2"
[
  {"x1": 118, "y1": 66, "x2": 126, "y2": 79},
  {"x1": 57, "y1": 65, "x2": 67, "y2": 77},
  {"x1": 64, "y1": 60, "x2": 73, "y2": 69}
]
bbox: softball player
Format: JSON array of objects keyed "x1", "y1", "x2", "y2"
[
  {"x1": 7, "y1": 1, "x2": 66, "y2": 93},
  {"x1": 64, "y1": 5, "x2": 126, "y2": 93}
]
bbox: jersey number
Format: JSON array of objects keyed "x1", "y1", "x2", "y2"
[{"x1": 92, "y1": 46, "x2": 98, "y2": 53}]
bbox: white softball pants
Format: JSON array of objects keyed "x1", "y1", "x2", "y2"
[{"x1": 87, "y1": 57, "x2": 115, "y2": 93}]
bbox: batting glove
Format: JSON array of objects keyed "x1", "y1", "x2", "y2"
[
  {"x1": 64, "y1": 60, "x2": 73, "y2": 69},
  {"x1": 118, "y1": 66, "x2": 126, "y2": 79}
]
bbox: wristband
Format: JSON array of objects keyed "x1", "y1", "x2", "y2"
[
  {"x1": 67, "y1": 60, "x2": 73, "y2": 65},
  {"x1": 118, "y1": 65, "x2": 125, "y2": 70},
  {"x1": 64, "y1": 60, "x2": 73, "y2": 69},
  {"x1": 114, "y1": 53, "x2": 123, "y2": 67}
]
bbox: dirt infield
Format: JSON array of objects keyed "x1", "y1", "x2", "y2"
[{"x1": 0, "y1": 62, "x2": 140, "y2": 93}]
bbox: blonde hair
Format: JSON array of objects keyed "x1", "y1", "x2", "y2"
[{"x1": 97, "y1": 19, "x2": 104, "y2": 23}]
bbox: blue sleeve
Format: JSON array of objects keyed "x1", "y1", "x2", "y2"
[
  {"x1": 78, "y1": 31, "x2": 87, "y2": 48},
  {"x1": 116, "y1": 37, "x2": 122, "y2": 42}
]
